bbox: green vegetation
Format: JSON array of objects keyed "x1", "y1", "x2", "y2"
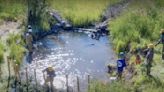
[
  {"x1": 88, "y1": 0, "x2": 164, "y2": 92},
  {"x1": 51, "y1": 0, "x2": 121, "y2": 27},
  {"x1": 89, "y1": 81, "x2": 132, "y2": 92},
  {"x1": 28, "y1": 0, "x2": 55, "y2": 31},
  {"x1": 0, "y1": 42, "x2": 4, "y2": 77},
  {"x1": 89, "y1": 75, "x2": 164, "y2": 92},
  {"x1": 7, "y1": 34, "x2": 26, "y2": 65},
  {"x1": 109, "y1": 0, "x2": 164, "y2": 53},
  {"x1": 0, "y1": 42, "x2": 4, "y2": 60},
  {"x1": 0, "y1": 0, "x2": 27, "y2": 22},
  {"x1": 0, "y1": 42, "x2": 4, "y2": 64}
]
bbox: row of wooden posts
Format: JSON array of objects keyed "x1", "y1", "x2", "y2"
[{"x1": 6, "y1": 56, "x2": 91, "y2": 92}]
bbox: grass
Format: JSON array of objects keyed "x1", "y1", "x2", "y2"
[
  {"x1": 88, "y1": 0, "x2": 164, "y2": 91},
  {"x1": 109, "y1": 0, "x2": 164, "y2": 53},
  {"x1": 7, "y1": 34, "x2": 26, "y2": 65},
  {"x1": 89, "y1": 67, "x2": 164, "y2": 92},
  {"x1": 0, "y1": 0, "x2": 27, "y2": 22},
  {"x1": 51, "y1": 0, "x2": 121, "y2": 27},
  {"x1": 89, "y1": 80, "x2": 133, "y2": 92}
]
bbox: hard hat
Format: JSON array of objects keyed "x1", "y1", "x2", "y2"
[
  {"x1": 48, "y1": 66, "x2": 54, "y2": 71},
  {"x1": 160, "y1": 29, "x2": 164, "y2": 33},
  {"x1": 148, "y1": 44, "x2": 154, "y2": 48}
]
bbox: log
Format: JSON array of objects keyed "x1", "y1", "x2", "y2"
[{"x1": 50, "y1": 11, "x2": 72, "y2": 29}]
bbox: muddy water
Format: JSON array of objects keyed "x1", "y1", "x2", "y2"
[{"x1": 21, "y1": 31, "x2": 116, "y2": 91}]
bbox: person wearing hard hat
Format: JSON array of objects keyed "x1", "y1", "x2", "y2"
[
  {"x1": 25, "y1": 25, "x2": 34, "y2": 63},
  {"x1": 42, "y1": 66, "x2": 56, "y2": 87},
  {"x1": 117, "y1": 52, "x2": 127, "y2": 79},
  {"x1": 155, "y1": 29, "x2": 164, "y2": 61},
  {"x1": 144, "y1": 44, "x2": 154, "y2": 76}
]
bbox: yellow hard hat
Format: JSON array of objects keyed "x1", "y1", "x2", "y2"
[
  {"x1": 148, "y1": 44, "x2": 154, "y2": 48},
  {"x1": 160, "y1": 29, "x2": 164, "y2": 33},
  {"x1": 48, "y1": 67, "x2": 54, "y2": 71}
]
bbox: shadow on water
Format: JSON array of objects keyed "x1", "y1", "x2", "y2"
[{"x1": 21, "y1": 31, "x2": 116, "y2": 92}]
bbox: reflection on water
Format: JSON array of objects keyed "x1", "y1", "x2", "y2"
[{"x1": 22, "y1": 31, "x2": 116, "y2": 91}]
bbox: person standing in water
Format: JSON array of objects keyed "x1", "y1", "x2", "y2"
[
  {"x1": 42, "y1": 66, "x2": 56, "y2": 91},
  {"x1": 25, "y1": 25, "x2": 33, "y2": 63}
]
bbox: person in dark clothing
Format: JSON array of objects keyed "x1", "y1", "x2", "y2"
[
  {"x1": 26, "y1": 25, "x2": 33, "y2": 63},
  {"x1": 117, "y1": 52, "x2": 126, "y2": 79},
  {"x1": 155, "y1": 29, "x2": 164, "y2": 60},
  {"x1": 144, "y1": 44, "x2": 154, "y2": 76},
  {"x1": 42, "y1": 67, "x2": 56, "y2": 86},
  {"x1": 43, "y1": 66, "x2": 56, "y2": 92},
  {"x1": 141, "y1": 44, "x2": 148, "y2": 58}
]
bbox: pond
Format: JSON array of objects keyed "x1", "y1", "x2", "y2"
[{"x1": 21, "y1": 30, "x2": 116, "y2": 91}]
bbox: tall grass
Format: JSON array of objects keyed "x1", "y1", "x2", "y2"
[
  {"x1": 109, "y1": 0, "x2": 164, "y2": 53},
  {"x1": 7, "y1": 34, "x2": 25, "y2": 65},
  {"x1": 51, "y1": 0, "x2": 121, "y2": 27},
  {"x1": 0, "y1": 0, "x2": 27, "y2": 21}
]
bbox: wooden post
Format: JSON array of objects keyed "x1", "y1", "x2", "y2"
[
  {"x1": 88, "y1": 75, "x2": 90, "y2": 91},
  {"x1": 7, "y1": 56, "x2": 11, "y2": 91},
  {"x1": 0, "y1": 65, "x2": 2, "y2": 79},
  {"x1": 34, "y1": 69, "x2": 38, "y2": 92},
  {"x1": 25, "y1": 67, "x2": 28, "y2": 92},
  {"x1": 66, "y1": 75, "x2": 69, "y2": 92},
  {"x1": 77, "y1": 76, "x2": 80, "y2": 92}
]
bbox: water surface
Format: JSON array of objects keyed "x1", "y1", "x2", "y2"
[{"x1": 22, "y1": 31, "x2": 116, "y2": 91}]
